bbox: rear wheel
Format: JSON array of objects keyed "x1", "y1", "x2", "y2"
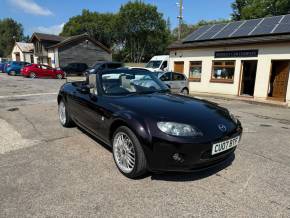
[
  {"x1": 29, "y1": 72, "x2": 36, "y2": 79},
  {"x1": 58, "y1": 100, "x2": 74, "y2": 127},
  {"x1": 181, "y1": 88, "x2": 189, "y2": 95},
  {"x1": 112, "y1": 126, "x2": 147, "y2": 179}
]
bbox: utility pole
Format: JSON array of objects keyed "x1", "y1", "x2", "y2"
[{"x1": 177, "y1": 0, "x2": 183, "y2": 40}]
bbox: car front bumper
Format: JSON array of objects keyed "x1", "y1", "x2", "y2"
[{"x1": 146, "y1": 130, "x2": 242, "y2": 172}]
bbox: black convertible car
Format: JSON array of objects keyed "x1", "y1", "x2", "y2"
[{"x1": 57, "y1": 69, "x2": 242, "y2": 178}]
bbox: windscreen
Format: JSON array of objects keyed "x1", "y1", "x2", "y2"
[
  {"x1": 145, "y1": 61, "x2": 162, "y2": 69},
  {"x1": 101, "y1": 70, "x2": 169, "y2": 96}
]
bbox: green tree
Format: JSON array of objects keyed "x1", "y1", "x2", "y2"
[
  {"x1": 232, "y1": 0, "x2": 290, "y2": 20},
  {"x1": 115, "y1": 1, "x2": 170, "y2": 62},
  {"x1": 61, "y1": 10, "x2": 117, "y2": 48},
  {"x1": 0, "y1": 18, "x2": 24, "y2": 57}
]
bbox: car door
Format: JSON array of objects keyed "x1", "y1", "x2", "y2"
[
  {"x1": 46, "y1": 66, "x2": 55, "y2": 78},
  {"x1": 69, "y1": 75, "x2": 106, "y2": 139},
  {"x1": 40, "y1": 65, "x2": 50, "y2": 77},
  {"x1": 34, "y1": 65, "x2": 43, "y2": 76},
  {"x1": 172, "y1": 73, "x2": 187, "y2": 93},
  {"x1": 159, "y1": 72, "x2": 173, "y2": 89}
]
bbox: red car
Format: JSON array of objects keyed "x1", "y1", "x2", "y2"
[{"x1": 21, "y1": 64, "x2": 65, "y2": 79}]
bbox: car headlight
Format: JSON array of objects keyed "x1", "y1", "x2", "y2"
[
  {"x1": 230, "y1": 113, "x2": 238, "y2": 124},
  {"x1": 157, "y1": 122, "x2": 203, "y2": 137}
]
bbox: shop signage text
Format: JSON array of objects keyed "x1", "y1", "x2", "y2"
[{"x1": 215, "y1": 50, "x2": 259, "y2": 58}]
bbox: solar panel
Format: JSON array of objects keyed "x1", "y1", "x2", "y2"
[
  {"x1": 232, "y1": 18, "x2": 263, "y2": 37},
  {"x1": 197, "y1": 23, "x2": 227, "y2": 40},
  {"x1": 273, "y1": 23, "x2": 290, "y2": 33},
  {"x1": 213, "y1": 21, "x2": 244, "y2": 39},
  {"x1": 182, "y1": 25, "x2": 212, "y2": 42},
  {"x1": 280, "y1": 14, "x2": 290, "y2": 24},
  {"x1": 251, "y1": 16, "x2": 283, "y2": 35},
  {"x1": 182, "y1": 14, "x2": 290, "y2": 43},
  {"x1": 273, "y1": 14, "x2": 290, "y2": 34}
]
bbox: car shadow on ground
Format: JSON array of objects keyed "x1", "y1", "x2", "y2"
[
  {"x1": 150, "y1": 154, "x2": 235, "y2": 182},
  {"x1": 77, "y1": 126, "x2": 112, "y2": 152},
  {"x1": 77, "y1": 126, "x2": 235, "y2": 181}
]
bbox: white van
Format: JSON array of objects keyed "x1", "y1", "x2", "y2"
[{"x1": 144, "y1": 55, "x2": 169, "y2": 72}]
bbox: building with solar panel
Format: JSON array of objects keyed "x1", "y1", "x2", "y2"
[{"x1": 168, "y1": 14, "x2": 290, "y2": 106}]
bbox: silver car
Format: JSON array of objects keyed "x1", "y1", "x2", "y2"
[{"x1": 158, "y1": 71, "x2": 189, "y2": 95}]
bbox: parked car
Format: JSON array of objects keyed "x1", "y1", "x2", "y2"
[
  {"x1": 85, "y1": 61, "x2": 123, "y2": 75},
  {"x1": 3, "y1": 61, "x2": 12, "y2": 73},
  {"x1": 61, "y1": 63, "x2": 88, "y2": 76},
  {"x1": 21, "y1": 64, "x2": 65, "y2": 79},
  {"x1": 158, "y1": 71, "x2": 189, "y2": 95},
  {"x1": 0, "y1": 61, "x2": 8, "y2": 73},
  {"x1": 57, "y1": 69, "x2": 242, "y2": 178},
  {"x1": 5, "y1": 61, "x2": 30, "y2": 75}
]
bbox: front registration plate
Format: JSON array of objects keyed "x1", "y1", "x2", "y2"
[{"x1": 212, "y1": 136, "x2": 240, "y2": 155}]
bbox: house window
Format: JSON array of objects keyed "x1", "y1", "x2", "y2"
[
  {"x1": 211, "y1": 61, "x2": 235, "y2": 83},
  {"x1": 189, "y1": 61, "x2": 202, "y2": 82}
]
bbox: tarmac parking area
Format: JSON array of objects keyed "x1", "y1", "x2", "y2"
[{"x1": 0, "y1": 73, "x2": 290, "y2": 217}]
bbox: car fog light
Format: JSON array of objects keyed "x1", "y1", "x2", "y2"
[{"x1": 172, "y1": 153, "x2": 184, "y2": 163}]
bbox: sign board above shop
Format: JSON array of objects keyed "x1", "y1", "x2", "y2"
[{"x1": 215, "y1": 50, "x2": 259, "y2": 58}]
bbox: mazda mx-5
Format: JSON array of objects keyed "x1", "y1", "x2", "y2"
[{"x1": 57, "y1": 69, "x2": 242, "y2": 178}]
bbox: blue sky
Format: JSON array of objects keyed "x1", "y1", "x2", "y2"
[{"x1": 0, "y1": 0, "x2": 234, "y2": 36}]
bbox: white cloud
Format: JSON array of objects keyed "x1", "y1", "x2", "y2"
[
  {"x1": 33, "y1": 23, "x2": 64, "y2": 35},
  {"x1": 9, "y1": 0, "x2": 53, "y2": 16}
]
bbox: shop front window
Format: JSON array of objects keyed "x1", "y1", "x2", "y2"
[
  {"x1": 211, "y1": 61, "x2": 235, "y2": 83},
  {"x1": 189, "y1": 61, "x2": 202, "y2": 82}
]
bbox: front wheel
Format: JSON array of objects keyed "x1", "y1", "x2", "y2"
[
  {"x1": 112, "y1": 126, "x2": 147, "y2": 179},
  {"x1": 181, "y1": 88, "x2": 189, "y2": 95},
  {"x1": 56, "y1": 74, "x2": 63, "y2": 79}
]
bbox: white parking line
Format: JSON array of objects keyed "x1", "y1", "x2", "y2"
[
  {"x1": 0, "y1": 119, "x2": 40, "y2": 154},
  {"x1": 0, "y1": 92, "x2": 58, "y2": 99}
]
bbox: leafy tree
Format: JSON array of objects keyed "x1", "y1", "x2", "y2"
[
  {"x1": 232, "y1": 0, "x2": 290, "y2": 20},
  {"x1": 61, "y1": 10, "x2": 117, "y2": 48},
  {"x1": 115, "y1": 1, "x2": 170, "y2": 62},
  {"x1": 0, "y1": 18, "x2": 24, "y2": 57}
]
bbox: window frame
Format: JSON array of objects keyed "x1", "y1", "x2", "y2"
[
  {"x1": 173, "y1": 73, "x2": 185, "y2": 81},
  {"x1": 211, "y1": 60, "x2": 236, "y2": 84},
  {"x1": 189, "y1": 61, "x2": 202, "y2": 82},
  {"x1": 160, "y1": 72, "x2": 172, "y2": 81}
]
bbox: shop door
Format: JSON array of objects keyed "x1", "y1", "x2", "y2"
[
  {"x1": 240, "y1": 60, "x2": 257, "y2": 96},
  {"x1": 174, "y1": 61, "x2": 184, "y2": 73},
  {"x1": 268, "y1": 61, "x2": 290, "y2": 101}
]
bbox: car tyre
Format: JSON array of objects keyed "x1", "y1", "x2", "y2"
[
  {"x1": 181, "y1": 88, "x2": 189, "y2": 95},
  {"x1": 58, "y1": 100, "x2": 74, "y2": 127},
  {"x1": 112, "y1": 126, "x2": 147, "y2": 179},
  {"x1": 56, "y1": 74, "x2": 63, "y2": 79},
  {"x1": 29, "y1": 72, "x2": 36, "y2": 79}
]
